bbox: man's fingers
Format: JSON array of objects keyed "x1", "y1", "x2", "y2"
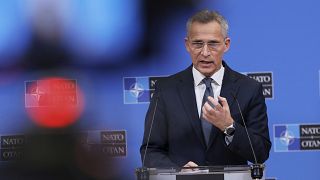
[
  {"x1": 218, "y1": 96, "x2": 228, "y2": 108},
  {"x1": 208, "y1": 96, "x2": 222, "y2": 111},
  {"x1": 184, "y1": 161, "x2": 198, "y2": 167},
  {"x1": 182, "y1": 161, "x2": 199, "y2": 172}
]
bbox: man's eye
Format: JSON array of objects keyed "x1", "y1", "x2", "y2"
[
  {"x1": 208, "y1": 43, "x2": 219, "y2": 47},
  {"x1": 192, "y1": 42, "x2": 203, "y2": 47}
]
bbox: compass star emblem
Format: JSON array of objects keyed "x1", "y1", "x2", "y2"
[
  {"x1": 280, "y1": 130, "x2": 295, "y2": 146},
  {"x1": 31, "y1": 86, "x2": 45, "y2": 102},
  {"x1": 129, "y1": 83, "x2": 144, "y2": 98}
]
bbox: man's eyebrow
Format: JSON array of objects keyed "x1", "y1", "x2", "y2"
[
  {"x1": 191, "y1": 40, "x2": 221, "y2": 43},
  {"x1": 207, "y1": 40, "x2": 220, "y2": 43},
  {"x1": 191, "y1": 40, "x2": 204, "y2": 43}
]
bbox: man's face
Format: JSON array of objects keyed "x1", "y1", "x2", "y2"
[{"x1": 185, "y1": 21, "x2": 230, "y2": 77}]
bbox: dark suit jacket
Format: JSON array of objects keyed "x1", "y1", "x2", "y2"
[{"x1": 140, "y1": 61, "x2": 271, "y2": 167}]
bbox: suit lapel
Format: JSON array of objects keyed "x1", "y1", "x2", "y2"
[
  {"x1": 177, "y1": 66, "x2": 207, "y2": 148},
  {"x1": 207, "y1": 61, "x2": 240, "y2": 148}
]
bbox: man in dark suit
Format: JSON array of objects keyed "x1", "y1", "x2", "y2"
[{"x1": 140, "y1": 10, "x2": 271, "y2": 167}]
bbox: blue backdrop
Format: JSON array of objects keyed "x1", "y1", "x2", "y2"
[{"x1": 0, "y1": 0, "x2": 319, "y2": 179}]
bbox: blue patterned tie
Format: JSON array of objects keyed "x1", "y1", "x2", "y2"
[{"x1": 201, "y1": 77, "x2": 214, "y2": 145}]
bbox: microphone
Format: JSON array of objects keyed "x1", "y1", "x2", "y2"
[
  {"x1": 136, "y1": 92, "x2": 159, "y2": 180},
  {"x1": 231, "y1": 92, "x2": 264, "y2": 180},
  {"x1": 142, "y1": 92, "x2": 159, "y2": 167}
]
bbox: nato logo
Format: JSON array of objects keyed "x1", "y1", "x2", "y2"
[
  {"x1": 274, "y1": 124, "x2": 320, "y2": 152},
  {"x1": 244, "y1": 72, "x2": 273, "y2": 99},
  {"x1": 274, "y1": 124, "x2": 300, "y2": 152},
  {"x1": 123, "y1": 76, "x2": 165, "y2": 104}
]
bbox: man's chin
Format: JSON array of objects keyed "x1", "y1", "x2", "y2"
[
  {"x1": 198, "y1": 68, "x2": 216, "y2": 77},
  {"x1": 201, "y1": 71, "x2": 215, "y2": 77},
  {"x1": 197, "y1": 63, "x2": 222, "y2": 76}
]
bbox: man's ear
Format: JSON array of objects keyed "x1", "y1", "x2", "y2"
[
  {"x1": 184, "y1": 37, "x2": 191, "y2": 53},
  {"x1": 224, "y1": 37, "x2": 231, "y2": 53}
]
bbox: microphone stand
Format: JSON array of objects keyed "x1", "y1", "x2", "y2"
[
  {"x1": 137, "y1": 93, "x2": 159, "y2": 180},
  {"x1": 232, "y1": 93, "x2": 265, "y2": 180}
]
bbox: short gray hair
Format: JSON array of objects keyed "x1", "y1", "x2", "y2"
[{"x1": 186, "y1": 10, "x2": 229, "y2": 38}]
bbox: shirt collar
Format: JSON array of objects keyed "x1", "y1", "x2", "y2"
[{"x1": 192, "y1": 65, "x2": 225, "y2": 87}]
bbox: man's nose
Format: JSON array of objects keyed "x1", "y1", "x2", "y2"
[{"x1": 200, "y1": 44, "x2": 210, "y2": 56}]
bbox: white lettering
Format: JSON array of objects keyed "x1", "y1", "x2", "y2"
[
  {"x1": 53, "y1": 81, "x2": 76, "y2": 91},
  {"x1": 263, "y1": 88, "x2": 272, "y2": 96},
  {"x1": 301, "y1": 140, "x2": 320, "y2": 148},
  {"x1": 102, "y1": 146, "x2": 126, "y2": 155},
  {"x1": 150, "y1": 80, "x2": 157, "y2": 88},
  {"x1": 102, "y1": 134, "x2": 125, "y2": 142},
  {"x1": 301, "y1": 127, "x2": 320, "y2": 135},
  {"x1": 249, "y1": 75, "x2": 271, "y2": 83},
  {"x1": 2, "y1": 138, "x2": 24, "y2": 146},
  {"x1": 2, "y1": 151, "x2": 23, "y2": 159}
]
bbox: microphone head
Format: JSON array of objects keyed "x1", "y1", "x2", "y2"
[
  {"x1": 250, "y1": 164, "x2": 264, "y2": 179},
  {"x1": 136, "y1": 167, "x2": 150, "y2": 180}
]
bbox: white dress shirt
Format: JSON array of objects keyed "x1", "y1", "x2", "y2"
[
  {"x1": 192, "y1": 66, "x2": 225, "y2": 118},
  {"x1": 192, "y1": 65, "x2": 234, "y2": 145}
]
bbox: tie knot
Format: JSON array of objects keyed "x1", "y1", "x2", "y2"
[{"x1": 202, "y1": 77, "x2": 213, "y2": 88}]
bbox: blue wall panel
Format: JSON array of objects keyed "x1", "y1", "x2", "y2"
[{"x1": 0, "y1": 0, "x2": 319, "y2": 179}]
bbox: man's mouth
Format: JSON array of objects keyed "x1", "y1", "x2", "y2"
[{"x1": 199, "y1": 60, "x2": 214, "y2": 64}]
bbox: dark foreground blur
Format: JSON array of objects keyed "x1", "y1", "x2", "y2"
[{"x1": 0, "y1": 128, "x2": 123, "y2": 180}]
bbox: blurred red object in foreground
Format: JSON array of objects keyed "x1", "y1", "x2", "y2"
[{"x1": 25, "y1": 77, "x2": 84, "y2": 128}]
